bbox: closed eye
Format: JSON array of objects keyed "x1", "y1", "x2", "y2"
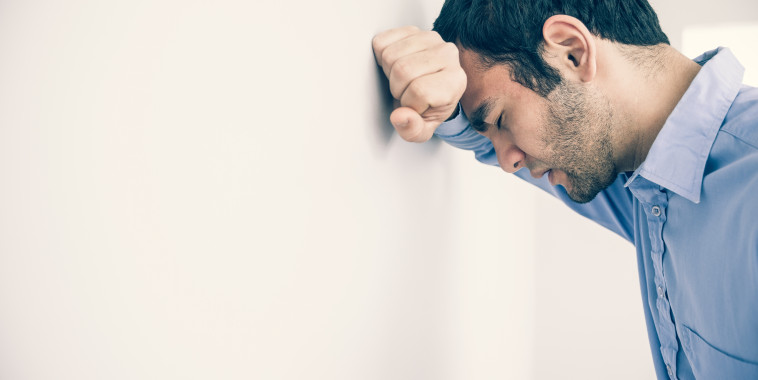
[{"x1": 497, "y1": 113, "x2": 507, "y2": 131}]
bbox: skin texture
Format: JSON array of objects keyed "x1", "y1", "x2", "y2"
[
  {"x1": 373, "y1": 15, "x2": 702, "y2": 203},
  {"x1": 371, "y1": 26, "x2": 467, "y2": 142},
  {"x1": 541, "y1": 78, "x2": 616, "y2": 203},
  {"x1": 457, "y1": 45, "x2": 619, "y2": 203}
]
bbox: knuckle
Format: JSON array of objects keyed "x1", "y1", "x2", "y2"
[
  {"x1": 372, "y1": 34, "x2": 387, "y2": 53},
  {"x1": 442, "y1": 89, "x2": 458, "y2": 107},
  {"x1": 381, "y1": 46, "x2": 398, "y2": 68},
  {"x1": 406, "y1": 80, "x2": 428, "y2": 102},
  {"x1": 389, "y1": 80, "x2": 405, "y2": 100},
  {"x1": 391, "y1": 57, "x2": 412, "y2": 79}
]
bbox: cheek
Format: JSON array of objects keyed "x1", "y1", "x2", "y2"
[
  {"x1": 506, "y1": 90, "x2": 551, "y2": 143},
  {"x1": 507, "y1": 109, "x2": 550, "y2": 155}
]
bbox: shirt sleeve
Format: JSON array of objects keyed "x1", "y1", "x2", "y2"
[
  {"x1": 434, "y1": 105, "x2": 635, "y2": 243},
  {"x1": 434, "y1": 104, "x2": 500, "y2": 166}
]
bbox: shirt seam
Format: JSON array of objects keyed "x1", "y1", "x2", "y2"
[
  {"x1": 435, "y1": 127, "x2": 469, "y2": 139},
  {"x1": 720, "y1": 129, "x2": 758, "y2": 151}
]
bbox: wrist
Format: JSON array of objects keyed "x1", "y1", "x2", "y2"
[{"x1": 444, "y1": 103, "x2": 460, "y2": 122}]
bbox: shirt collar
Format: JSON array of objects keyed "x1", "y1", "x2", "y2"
[{"x1": 624, "y1": 47, "x2": 745, "y2": 203}]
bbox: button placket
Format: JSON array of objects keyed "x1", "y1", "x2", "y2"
[
  {"x1": 628, "y1": 178, "x2": 678, "y2": 379},
  {"x1": 646, "y1": 192, "x2": 677, "y2": 379}
]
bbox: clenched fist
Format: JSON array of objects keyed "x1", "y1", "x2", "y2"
[{"x1": 372, "y1": 26, "x2": 467, "y2": 142}]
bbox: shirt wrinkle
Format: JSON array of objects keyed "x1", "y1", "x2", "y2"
[
  {"x1": 630, "y1": 47, "x2": 745, "y2": 204},
  {"x1": 435, "y1": 47, "x2": 758, "y2": 380}
]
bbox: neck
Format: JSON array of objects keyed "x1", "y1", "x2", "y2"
[{"x1": 599, "y1": 42, "x2": 702, "y2": 172}]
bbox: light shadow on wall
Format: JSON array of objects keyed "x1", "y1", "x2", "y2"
[
  {"x1": 371, "y1": 62, "x2": 442, "y2": 153},
  {"x1": 373, "y1": 62, "x2": 397, "y2": 146}
]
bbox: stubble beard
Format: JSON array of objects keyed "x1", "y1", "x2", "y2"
[{"x1": 543, "y1": 80, "x2": 618, "y2": 204}]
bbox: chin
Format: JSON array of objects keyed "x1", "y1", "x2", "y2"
[
  {"x1": 564, "y1": 171, "x2": 617, "y2": 204},
  {"x1": 566, "y1": 189, "x2": 602, "y2": 204}
]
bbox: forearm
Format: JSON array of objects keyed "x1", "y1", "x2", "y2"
[
  {"x1": 435, "y1": 105, "x2": 635, "y2": 243},
  {"x1": 434, "y1": 104, "x2": 499, "y2": 166}
]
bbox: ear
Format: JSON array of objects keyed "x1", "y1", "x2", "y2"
[{"x1": 542, "y1": 15, "x2": 596, "y2": 83}]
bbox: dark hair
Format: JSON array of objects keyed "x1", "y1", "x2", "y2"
[{"x1": 433, "y1": 0, "x2": 670, "y2": 97}]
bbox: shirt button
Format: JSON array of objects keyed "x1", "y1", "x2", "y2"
[
  {"x1": 652, "y1": 206, "x2": 662, "y2": 216},
  {"x1": 657, "y1": 286, "x2": 664, "y2": 298},
  {"x1": 667, "y1": 364, "x2": 673, "y2": 377}
]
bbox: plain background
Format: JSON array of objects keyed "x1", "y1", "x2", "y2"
[{"x1": 0, "y1": 1, "x2": 755, "y2": 379}]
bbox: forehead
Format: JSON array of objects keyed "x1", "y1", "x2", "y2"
[{"x1": 458, "y1": 47, "x2": 521, "y2": 118}]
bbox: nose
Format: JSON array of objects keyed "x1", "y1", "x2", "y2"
[{"x1": 496, "y1": 142, "x2": 526, "y2": 174}]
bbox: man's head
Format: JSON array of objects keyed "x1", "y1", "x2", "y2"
[
  {"x1": 433, "y1": 0, "x2": 669, "y2": 97},
  {"x1": 432, "y1": 0, "x2": 670, "y2": 203}
]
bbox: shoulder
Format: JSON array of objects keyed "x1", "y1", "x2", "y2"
[
  {"x1": 720, "y1": 85, "x2": 758, "y2": 150},
  {"x1": 705, "y1": 85, "x2": 758, "y2": 177}
]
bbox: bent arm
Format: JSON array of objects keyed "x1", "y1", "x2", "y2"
[{"x1": 436, "y1": 106, "x2": 635, "y2": 243}]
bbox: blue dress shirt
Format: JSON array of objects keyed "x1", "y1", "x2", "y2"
[{"x1": 435, "y1": 48, "x2": 758, "y2": 380}]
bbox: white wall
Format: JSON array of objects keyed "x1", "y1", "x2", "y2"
[
  {"x1": 0, "y1": 1, "x2": 754, "y2": 380},
  {"x1": 0, "y1": 1, "x2": 536, "y2": 379}
]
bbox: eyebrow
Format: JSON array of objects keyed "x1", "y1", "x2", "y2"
[{"x1": 469, "y1": 97, "x2": 496, "y2": 133}]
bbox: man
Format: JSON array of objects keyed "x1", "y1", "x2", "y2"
[{"x1": 372, "y1": 1, "x2": 758, "y2": 379}]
